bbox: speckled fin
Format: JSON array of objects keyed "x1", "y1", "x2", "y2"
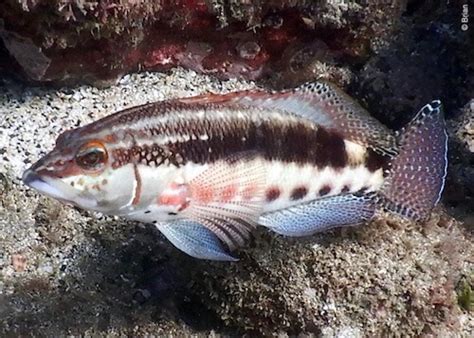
[
  {"x1": 259, "y1": 193, "x2": 376, "y2": 237},
  {"x1": 376, "y1": 100, "x2": 448, "y2": 222},
  {"x1": 183, "y1": 153, "x2": 267, "y2": 251},
  {"x1": 156, "y1": 221, "x2": 238, "y2": 261},
  {"x1": 178, "y1": 81, "x2": 398, "y2": 156}
]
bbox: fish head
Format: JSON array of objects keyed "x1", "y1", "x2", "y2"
[{"x1": 22, "y1": 128, "x2": 137, "y2": 214}]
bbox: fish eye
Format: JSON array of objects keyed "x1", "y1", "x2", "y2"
[{"x1": 76, "y1": 141, "x2": 108, "y2": 170}]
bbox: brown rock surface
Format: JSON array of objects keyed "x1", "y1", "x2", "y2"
[{"x1": 0, "y1": 0, "x2": 406, "y2": 85}]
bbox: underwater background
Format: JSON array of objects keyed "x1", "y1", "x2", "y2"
[{"x1": 0, "y1": 1, "x2": 473, "y2": 336}]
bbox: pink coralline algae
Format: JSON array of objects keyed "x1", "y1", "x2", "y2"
[{"x1": 0, "y1": 1, "x2": 406, "y2": 85}]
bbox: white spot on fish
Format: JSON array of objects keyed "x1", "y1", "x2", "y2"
[{"x1": 344, "y1": 140, "x2": 367, "y2": 165}]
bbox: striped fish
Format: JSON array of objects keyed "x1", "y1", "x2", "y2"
[{"x1": 22, "y1": 82, "x2": 448, "y2": 261}]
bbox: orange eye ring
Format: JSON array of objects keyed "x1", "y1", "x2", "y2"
[{"x1": 75, "y1": 140, "x2": 108, "y2": 171}]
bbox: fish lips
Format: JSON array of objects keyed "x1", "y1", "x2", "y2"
[{"x1": 22, "y1": 169, "x2": 98, "y2": 209}]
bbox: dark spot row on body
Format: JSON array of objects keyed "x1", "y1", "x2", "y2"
[
  {"x1": 318, "y1": 185, "x2": 331, "y2": 196},
  {"x1": 111, "y1": 144, "x2": 167, "y2": 168},
  {"x1": 265, "y1": 187, "x2": 281, "y2": 202},
  {"x1": 265, "y1": 184, "x2": 342, "y2": 203},
  {"x1": 291, "y1": 186, "x2": 308, "y2": 200}
]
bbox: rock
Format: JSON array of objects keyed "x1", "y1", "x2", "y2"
[
  {"x1": 443, "y1": 99, "x2": 474, "y2": 221},
  {"x1": 356, "y1": 1, "x2": 472, "y2": 127},
  {"x1": 453, "y1": 100, "x2": 474, "y2": 154},
  {"x1": 190, "y1": 215, "x2": 473, "y2": 335},
  {"x1": 0, "y1": 0, "x2": 406, "y2": 85}
]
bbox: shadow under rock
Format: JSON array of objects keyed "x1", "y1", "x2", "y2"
[
  {"x1": 354, "y1": 0, "x2": 472, "y2": 129},
  {"x1": 442, "y1": 136, "x2": 474, "y2": 227}
]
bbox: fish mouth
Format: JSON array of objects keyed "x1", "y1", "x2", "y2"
[{"x1": 22, "y1": 169, "x2": 98, "y2": 209}]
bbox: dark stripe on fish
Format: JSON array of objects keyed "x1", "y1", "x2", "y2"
[
  {"x1": 365, "y1": 149, "x2": 390, "y2": 173},
  {"x1": 109, "y1": 104, "x2": 350, "y2": 169}
]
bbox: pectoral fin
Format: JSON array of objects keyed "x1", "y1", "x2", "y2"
[
  {"x1": 259, "y1": 193, "x2": 376, "y2": 237},
  {"x1": 182, "y1": 153, "x2": 267, "y2": 251}
]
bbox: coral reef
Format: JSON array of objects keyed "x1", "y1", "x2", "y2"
[{"x1": 0, "y1": 0, "x2": 406, "y2": 85}]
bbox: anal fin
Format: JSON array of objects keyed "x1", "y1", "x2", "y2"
[
  {"x1": 156, "y1": 220, "x2": 238, "y2": 261},
  {"x1": 259, "y1": 193, "x2": 375, "y2": 237}
]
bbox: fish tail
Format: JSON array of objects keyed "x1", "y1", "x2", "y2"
[{"x1": 376, "y1": 100, "x2": 448, "y2": 221}]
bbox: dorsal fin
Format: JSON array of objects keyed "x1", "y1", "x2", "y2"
[{"x1": 177, "y1": 81, "x2": 398, "y2": 156}]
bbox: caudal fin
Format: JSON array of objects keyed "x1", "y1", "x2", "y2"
[{"x1": 378, "y1": 100, "x2": 448, "y2": 221}]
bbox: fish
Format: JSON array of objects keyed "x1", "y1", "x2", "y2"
[{"x1": 22, "y1": 81, "x2": 448, "y2": 261}]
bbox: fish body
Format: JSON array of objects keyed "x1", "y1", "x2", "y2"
[{"x1": 23, "y1": 82, "x2": 448, "y2": 260}]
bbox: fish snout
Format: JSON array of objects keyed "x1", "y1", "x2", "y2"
[
  {"x1": 21, "y1": 167, "x2": 98, "y2": 210},
  {"x1": 21, "y1": 168, "x2": 69, "y2": 201},
  {"x1": 22, "y1": 169, "x2": 43, "y2": 188}
]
